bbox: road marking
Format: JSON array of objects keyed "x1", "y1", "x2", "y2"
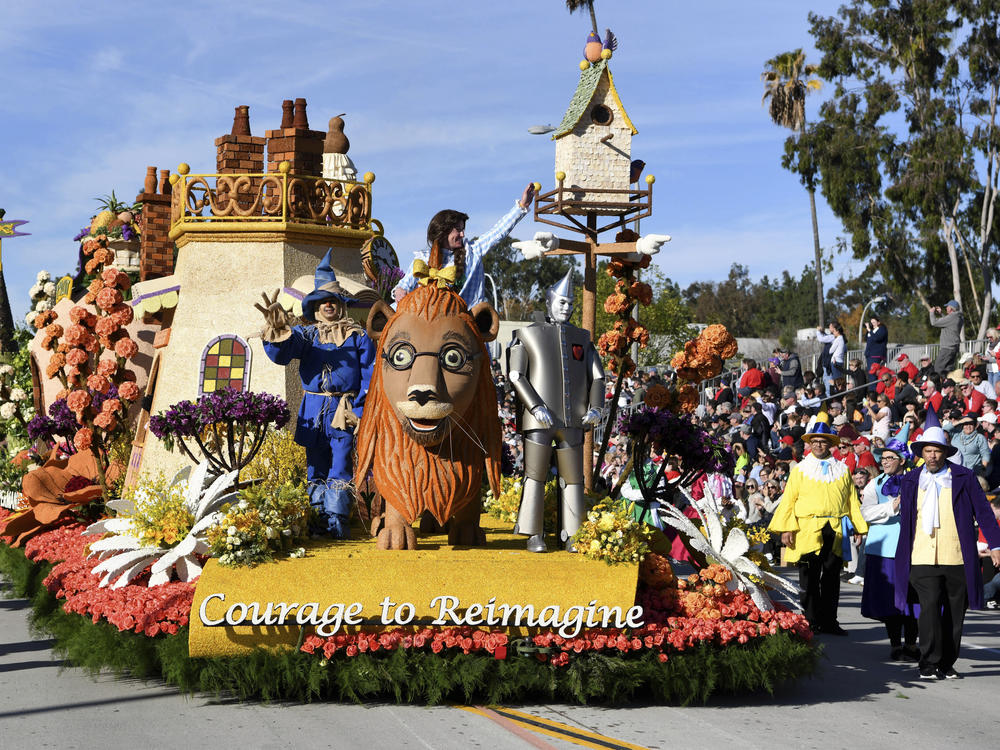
[
  {"x1": 457, "y1": 705, "x2": 650, "y2": 750},
  {"x1": 964, "y1": 641, "x2": 1000, "y2": 657}
]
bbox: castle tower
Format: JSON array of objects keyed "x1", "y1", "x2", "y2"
[{"x1": 131, "y1": 99, "x2": 380, "y2": 481}]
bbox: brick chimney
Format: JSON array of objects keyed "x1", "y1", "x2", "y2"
[
  {"x1": 265, "y1": 97, "x2": 325, "y2": 176},
  {"x1": 215, "y1": 105, "x2": 266, "y2": 212},
  {"x1": 216, "y1": 105, "x2": 265, "y2": 174},
  {"x1": 136, "y1": 167, "x2": 174, "y2": 280}
]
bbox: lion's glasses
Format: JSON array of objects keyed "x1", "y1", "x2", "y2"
[{"x1": 382, "y1": 342, "x2": 480, "y2": 373}]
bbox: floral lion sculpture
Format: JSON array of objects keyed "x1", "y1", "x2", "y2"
[{"x1": 355, "y1": 284, "x2": 502, "y2": 550}]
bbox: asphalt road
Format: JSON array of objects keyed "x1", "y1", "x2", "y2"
[{"x1": 2, "y1": 576, "x2": 998, "y2": 750}]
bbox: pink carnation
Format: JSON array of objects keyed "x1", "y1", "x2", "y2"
[
  {"x1": 66, "y1": 348, "x2": 88, "y2": 367},
  {"x1": 82, "y1": 334, "x2": 99, "y2": 354},
  {"x1": 86, "y1": 375, "x2": 110, "y2": 394},
  {"x1": 93, "y1": 412, "x2": 117, "y2": 431},
  {"x1": 96, "y1": 359, "x2": 117, "y2": 378},
  {"x1": 95, "y1": 287, "x2": 123, "y2": 312},
  {"x1": 114, "y1": 338, "x2": 139, "y2": 359},
  {"x1": 95, "y1": 317, "x2": 120, "y2": 337},
  {"x1": 64, "y1": 325, "x2": 87, "y2": 347},
  {"x1": 109, "y1": 303, "x2": 134, "y2": 327},
  {"x1": 69, "y1": 306, "x2": 90, "y2": 324},
  {"x1": 100, "y1": 398, "x2": 121, "y2": 414},
  {"x1": 118, "y1": 381, "x2": 140, "y2": 401},
  {"x1": 101, "y1": 267, "x2": 119, "y2": 286},
  {"x1": 73, "y1": 428, "x2": 93, "y2": 452},
  {"x1": 66, "y1": 389, "x2": 91, "y2": 414}
]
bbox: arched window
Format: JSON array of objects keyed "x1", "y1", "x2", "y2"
[{"x1": 199, "y1": 335, "x2": 251, "y2": 396}]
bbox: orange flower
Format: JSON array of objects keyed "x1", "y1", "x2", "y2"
[
  {"x1": 96, "y1": 359, "x2": 117, "y2": 378},
  {"x1": 66, "y1": 348, "x2": 88, "y2": 367},
  {"x1": 118, "y1": 382, "x2": 140, "y2": 401},
  {"x1": 81, "y1": 239, "x2": 99, "y2": 256},
  {"x1": 628, "y1": 323, "x2": 650, "y2": 346},
  {"x1": 644, "y1": 384, "x2": 671, "y2": 409},
  {"x1": 115, "y1": 337, "x2": 139, "y2": 359},
  {"x1": 66, "y1": 389, "x2": 91, "y2": 414},
  {"x1": 677, "y1": 384, "x2": 698, "y2": 413},
  {"x1": 603, "y1": 292, "x2": 630, "y2": 316},
  {"x1": 73, "y1": 428, "x2": 93, "y2": 452},
  {"x1": 629, "y1": 281, "x2": 653, "y2": 306},
  {"x1": 700, "y1": 323, "x2": 737, "y2": 359}
]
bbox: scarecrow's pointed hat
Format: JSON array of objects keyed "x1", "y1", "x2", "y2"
[{"x1": 301, "y1": 249, "x2": 354, "y2": 322}]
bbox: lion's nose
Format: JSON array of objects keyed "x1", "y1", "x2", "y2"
[{"x1": 407, "y1": 386, "x2": 437, "y2": 406}]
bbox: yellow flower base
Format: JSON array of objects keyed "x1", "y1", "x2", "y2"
[{"x1": 189, "y1": 517, "x2": 639, "y2": 657}]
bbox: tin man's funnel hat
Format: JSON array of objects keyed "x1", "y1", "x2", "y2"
[{"x1": 546, "y1": 269, "x2": 574, "y2": 307}]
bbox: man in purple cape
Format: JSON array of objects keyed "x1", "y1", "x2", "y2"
[{"x1": 894, "y1": 407, "x2": 1000, "y2": 679}]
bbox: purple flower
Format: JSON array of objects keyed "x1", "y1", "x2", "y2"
[
  {"x1": 73, "y1": 227, "x2": 90, "y2": 241},
  {"x1": 120, "y1": 224, "x2": 135, "y2": 241}
]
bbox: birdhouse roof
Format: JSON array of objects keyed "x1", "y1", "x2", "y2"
[{"x1": 552, "y1": 60, "x2": 637, "y2": 140}]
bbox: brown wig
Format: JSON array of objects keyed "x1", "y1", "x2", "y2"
[{"x1": 426, "y1": 209, "x2": 469, "y2": 284}]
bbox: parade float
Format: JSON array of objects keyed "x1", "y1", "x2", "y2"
[{"x1": 0, "y1": 31, "x2": 818, "y2": 705}]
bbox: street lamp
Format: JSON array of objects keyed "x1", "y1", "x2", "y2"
[{"x1": 858, "y1": 294, "x2": 890, "y2": 345}]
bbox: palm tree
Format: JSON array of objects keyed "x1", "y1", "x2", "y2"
[
  {"x1": 762, "y1": 49, "x2": 826, "y2": 327},
  {"x1": 565, "y1": 0, "x2": 599, "y2": 35}
]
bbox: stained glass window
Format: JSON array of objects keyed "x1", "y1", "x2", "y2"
[{"x1": 199, "y1": 335, "x2": 251, "y2": 396}]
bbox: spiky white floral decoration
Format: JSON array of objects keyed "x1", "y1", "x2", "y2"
[
  {"x1": 83, "y1": 461, "x2": 238, "y2": 588},
  {"x1": 657, "y1": 488, "x2": 801, "y2": 612}
]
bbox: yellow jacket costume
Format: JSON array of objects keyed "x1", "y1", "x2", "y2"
[{"x1": 768, "y1": 454, "x2": 868, "y2": 563}]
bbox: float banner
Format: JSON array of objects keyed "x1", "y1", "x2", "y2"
[{"x1": 189, "y1": 523, "x2": 639, "y2": 657}]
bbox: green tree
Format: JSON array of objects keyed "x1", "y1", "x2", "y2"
[
  {"x1": 481, "y1": 236, "x2": 578, "y2": 320},
  {"x1": 571, "y1": 261, "x2": 695, "y2": 363},
  {"x1": 762, "y1": 49, "x2": 826, "y2": 328},
  {"x1": 794, "y1": 1, "x2": 1000, "y2": 339}
]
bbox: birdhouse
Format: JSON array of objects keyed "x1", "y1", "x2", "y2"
[{"x1": 552, "y1": 59, "x2": 636, "y2": 208}]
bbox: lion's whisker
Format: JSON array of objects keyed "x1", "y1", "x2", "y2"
[{"x1": 447, "y1": 413, "x2": 487, "y2": 456}]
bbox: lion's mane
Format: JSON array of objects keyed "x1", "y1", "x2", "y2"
[{"x1": 354, "y1": 285, "x2": 502, "y2": 525}]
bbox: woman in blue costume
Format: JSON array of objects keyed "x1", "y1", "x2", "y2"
[
  {"x1": 256, "y1": 249, "x2": 375, "y2": 537},
  {"x1": 859, "y1": 431, "x2": 919, "y2": 661}
]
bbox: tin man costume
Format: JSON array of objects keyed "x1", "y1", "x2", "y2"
[
  {"x1": 507, "y1": 271, "x2": 605, "y2": 552},
  {"x1": 258, "y1": 249, "x2": 375, "y2": 538}
]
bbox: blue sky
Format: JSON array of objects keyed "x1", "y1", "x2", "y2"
[{"x1": 0, "y1": 0, "x2": 856, "y2": 323}]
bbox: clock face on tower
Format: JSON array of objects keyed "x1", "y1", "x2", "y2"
[{"x1": 360, "y1": 235, "x2": 399, "y2": 283}]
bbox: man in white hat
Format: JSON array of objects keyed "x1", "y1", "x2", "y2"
[
  {"x1": 894, "y1": 409, "x2": 1000, "y2": 679},
  {"x1": 769, "y1": 417, "x2": 869, "y2": 634}
]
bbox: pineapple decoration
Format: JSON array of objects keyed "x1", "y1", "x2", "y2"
[{"x1": 89, "y1": 192, "x2": 139, "y2": 236}]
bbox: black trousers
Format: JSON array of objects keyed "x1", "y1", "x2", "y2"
[
  {"x1": 797, "y1": 522, "x2": 842, "y2": 629},
  {"x1": 909, "y1": 564, "x2": 967, "y2": 671}
]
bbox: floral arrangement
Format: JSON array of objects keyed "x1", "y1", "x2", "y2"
[
  {"x1": 0, "y1": 362, "x2": 33, "y2": 439},
  {"x1": 84, "y1": 461, "x2": 238, "y2": 588},
  {"x1": 241, "y1": 428, "x2": 308, "y2": 491},
  {"x1": 483, "y1": 475, "x2": 558, "y2": 528},
  {"x1": 206, "y1": 482, "x2": 311, "y2": 567},
  {"x1": 148, "y1": 388, "x2": 289, "y2": 476},
  {"x1": 24, "y1": 270, "x2": 59, "y2": 329},
  {"x1": 669, "y1": 323, "x2": 738, "y2": 382},
  {"x1": 22, "y1": 521, "x2": 194, "y2": 637},
  {"x1": 619, "y1": 407, "x2": 735, "y2": 479},
  {"x1": 27, "y1": 398, "x2": 82, "y2": 456},
  {"x1": 74, "y1": 192, "x2": 142, "y2": 244},
  {"x1": 32, "y1": 234, "x2": 143, "y2": 498},
  {"x1": 571, "y1": 498, "x2": 651, "y2": 565},
  {"x1": 373, "y1": 265, "x2": 405, "y2": 305},
  {"x1": 596, "y1": 253, "x2": 655, "y2": 379}
]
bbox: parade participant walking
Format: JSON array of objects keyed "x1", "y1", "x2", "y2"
[
  {"x1": 769, "y1": 419, "x2": 868, "y2": 634},
  {"x1": 860, "y1": 435, "x2": 919, "y2": 662},
  {"x1": 393, "y1": 184, "x2": 534, "y2": 307},
  {"x1": 257, "y1": 250, "x2": 375, "y2": 537},
  {"x1": 894, "y1": 409, "x2": 1000, "y2": 679},
  {"x1": 929, "y1": 301, "x2": 963, "y2": 376}
]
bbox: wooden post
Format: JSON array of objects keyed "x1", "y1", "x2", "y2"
[{"x1": 582, "y1": 214, "x2": 598, "y2": 494}]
